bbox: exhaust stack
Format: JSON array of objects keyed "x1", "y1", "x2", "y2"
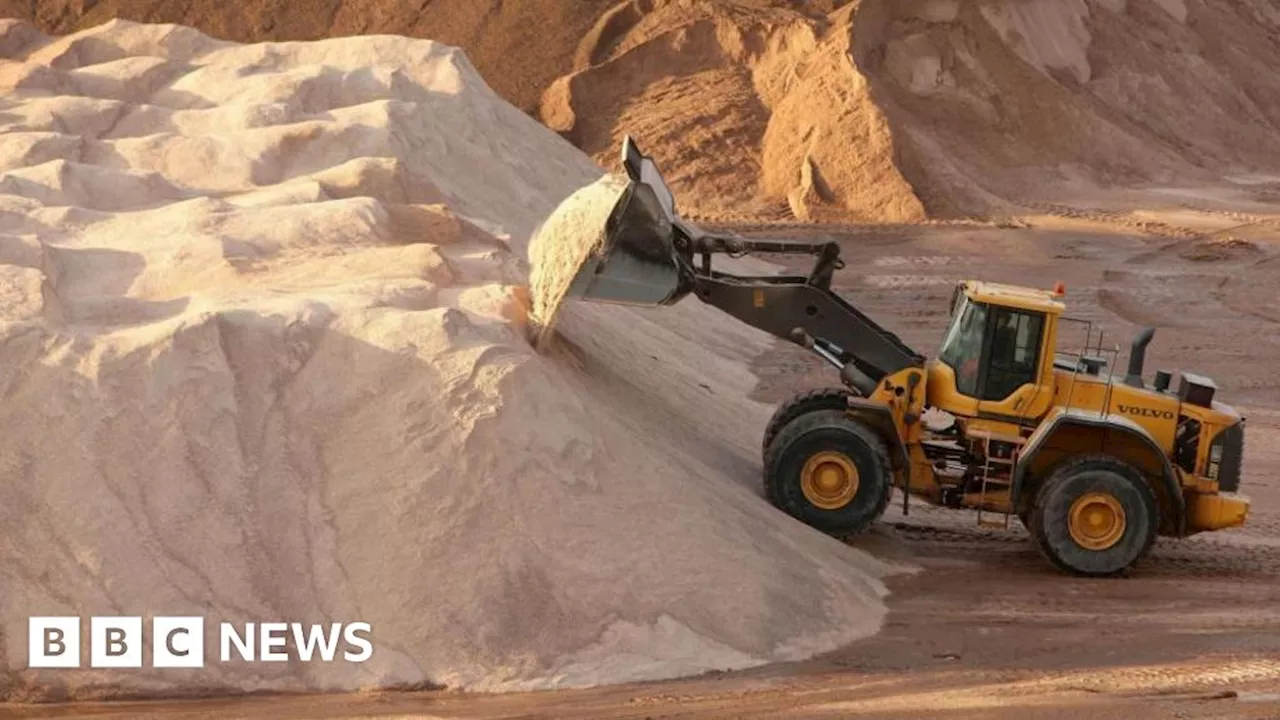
[{"x1": 1124, "y1": 327, "x2": 1156, "y2": 388}]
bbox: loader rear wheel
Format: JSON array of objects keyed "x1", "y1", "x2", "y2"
[
  {"x1": 761, "y1": 388, "x2": 854, "y2": 457},
  {"x1": 764, "y1": 409, "x2": 892, "y2": 537},
  {"x1": 1029, "y1": 456, "x2": 1158, "y2": 577}
]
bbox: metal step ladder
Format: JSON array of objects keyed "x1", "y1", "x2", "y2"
[{"x1": 971, "y1": 430, "x2": 1025, "y2": 530}]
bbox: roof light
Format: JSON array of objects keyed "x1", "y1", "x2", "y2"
[{"x1": 1053, "y1": 281, "x2": 1066, "y2": 297}]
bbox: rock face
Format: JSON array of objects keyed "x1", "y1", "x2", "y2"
[{"x1": 0, "y1": 19, "x2": 896, "y2": 701}]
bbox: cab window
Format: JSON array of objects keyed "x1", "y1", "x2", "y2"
[
  {"x1": 984, "y1": 308, "x2": 1044, "y2": 400},
  {"x1": 938, "y1": 297, "x2": 987, "y2": 396}
]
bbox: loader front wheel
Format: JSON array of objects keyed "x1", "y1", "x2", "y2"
[
  {"x1": 1029, "y1": 456, "x2": 1158, "y2": 577},
  {"x1": 764, "y1": 409, "x2": 892, "y2": 537}
]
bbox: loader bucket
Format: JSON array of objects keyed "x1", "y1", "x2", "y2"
[{"x1": 563, "y1": 179, "x2": 686, "y2": 307}]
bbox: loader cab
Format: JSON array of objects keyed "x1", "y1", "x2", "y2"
[{"x1": 928, "y1": 281, "x2": 1065, "y2": 423}]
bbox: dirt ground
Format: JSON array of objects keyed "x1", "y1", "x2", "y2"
[{"x1": 5, "y1": 184, "x2": 1278, "y2": 718}]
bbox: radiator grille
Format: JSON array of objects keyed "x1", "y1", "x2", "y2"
[{"x1": 1211, "y1": 422, "x2": 1244, "y2": 493}]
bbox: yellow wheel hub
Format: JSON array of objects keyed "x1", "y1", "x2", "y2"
[
  {"x1": 1068, "y1": 492, "x2": 1126, "y2": 550},
  {"x1": 800, "y1": 451, "x2": 859, "y2": 510}
]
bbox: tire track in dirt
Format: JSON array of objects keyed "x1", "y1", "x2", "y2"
[
  {"x1": 1096, "y1": 269, "x2": 1233, "y2": 328},
  {"x1": 885, "y1": 520, "x2": 1280, "y2": 578}
]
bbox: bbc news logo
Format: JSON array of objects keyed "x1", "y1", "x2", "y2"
[{"x1": 29, "y1": 617, "x2": 373, "y2": 668}]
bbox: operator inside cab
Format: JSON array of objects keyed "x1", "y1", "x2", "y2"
[
  {"x1": 940, "y1": 298, "x2": 987, "y2": 393},
  {"x1": 938, "y1": 291, "x2": 1044, "y2": 402}
]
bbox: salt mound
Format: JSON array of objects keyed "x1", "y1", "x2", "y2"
[
  {"x1": 542, "y1": 0, "x2": 1280, "y2": 220},
  {"x1": 0, "y1": 19, "x2": 895, "y2": 700},
  {"x1": 862, "y1": 0, "x2": 1280, "y2": 216},
  {"x1": 539, "y1": 1, "x2": 927, "y2": 223}
]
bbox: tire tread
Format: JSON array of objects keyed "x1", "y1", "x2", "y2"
[{"x1": 761, "y1": 387, "x2": 854, "y2": 456}]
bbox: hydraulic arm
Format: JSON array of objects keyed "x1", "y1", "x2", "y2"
[
  {"x1": 681, "y1": 232, "x2": 924, "y2": 394},
  {"x1": 564, "y1": 159, "x2": 923, "y2": 395}
]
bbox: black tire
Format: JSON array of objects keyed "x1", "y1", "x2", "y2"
[
  {"x1": 761, "y1": 388, "x2": 854, "y2": 456},
  {"x1": 1028, "y1": 455, "x2": 1159, "y2": 577},
  {"x1": 763, "y1": 408, "x2": 893, "y2": 537}
]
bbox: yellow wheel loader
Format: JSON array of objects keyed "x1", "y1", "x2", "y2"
[{"x1": 560, "y1": 137, "x2": 1250, "y2": 576}]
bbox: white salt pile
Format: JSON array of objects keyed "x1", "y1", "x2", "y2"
[{"x1": 0, "y1": 19, "x2": 896, "y2": 701}]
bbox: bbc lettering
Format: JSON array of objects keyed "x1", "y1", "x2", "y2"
[{"x1": 29, "y1": 617, "x2": 373, "y2": 668}]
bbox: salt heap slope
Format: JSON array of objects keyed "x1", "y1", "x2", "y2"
[{"x1": 0, "y1": 19, "x2": 896, "y2": 701}]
